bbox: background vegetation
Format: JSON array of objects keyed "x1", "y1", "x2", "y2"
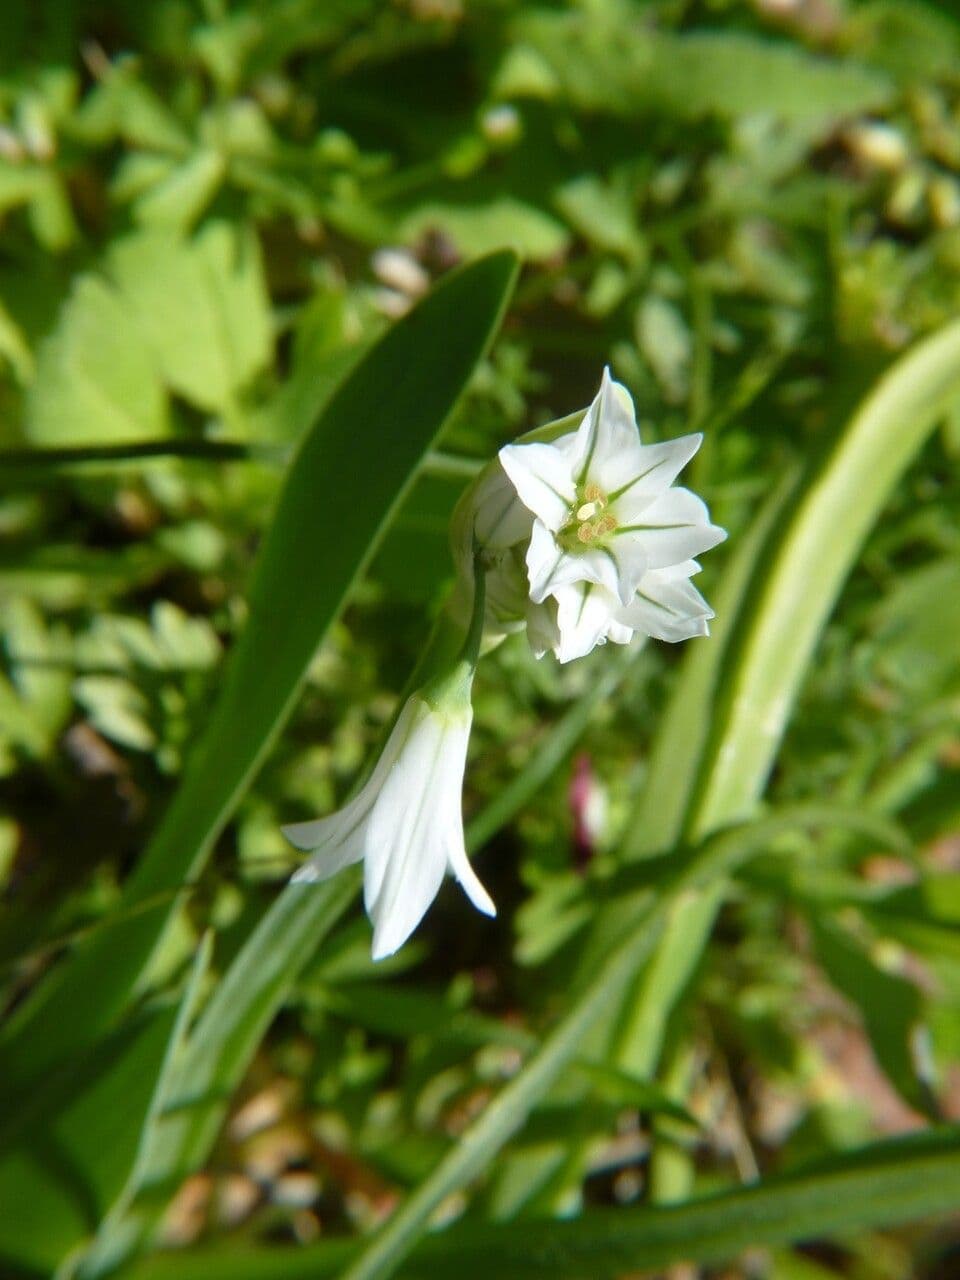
[{"x1": 2, "y1": 1, "x2": 960, "y2": 1277}]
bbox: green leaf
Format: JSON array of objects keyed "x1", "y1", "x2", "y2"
[
  {"x1": 76, "y1": 888, "x2": 355, "y2": 1273},
  {"x1": 25, "y1": 276, "x2": 169, "y2": 445},
  {"x1": 0, "y1": 251, "x2": 518, "y2": 1101},
  {"x1": 107, "y1": 223, "x2": 272, "y2": 415},
  {"x1": 400, "y1": 199, "x2": 569, "y2": 262},
  {"x1": 133, "y1": 149, "x2": 227, "y2": 232},
  {"x1": 693, "y1": 316, "x2": 960, "y2": 835},
  {"x1": 608, "y1": 318, "x2": 960, "y2": 1163},
  {"x1": 510, "y1": 15, "x2": 893, "y2": 122},
  {"x1": 810, "y1": 916, "x2": 928, "y2": 1112},
  {"x1": 118, "y1": 1128, "x2": 960, "y2": 1280},
  {"x1": 0, "y1": 1001, "x2": 183, "y2": 1276},
  {"x1": 333, "y1": 808, "x2": 817, "y2": 1280},
  {"x1": 622, "y1": 472, "x2": 799, "y2": 860}
]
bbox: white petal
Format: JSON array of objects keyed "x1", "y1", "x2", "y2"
[
  {"x1": 370, "y1": 841, "x2": 447, "y2": 960},
  {"x1": 524, "y1": 519, "x2": 565, "y2": 602},
  {"x1": 525, "y1": 597, "x2": 561, "y2": 658},
  {"x1": 606, "y1": 532, "x2": 649, "y2": 605},
  {"x1": 289, "y1": 824, "x2": 367, "y2": 882},
  {"x1": 368, "y1": 721, "x2": 464, "y2": 959},
  {"x1": 615, "y1": 487, "x2": 726, "y2": 571},
  {"x1": 554, "y1": 583, "x2": 620, "y2": 663},
  {"x1": 569, "y1": 367, "x2": 645, "y2": 489},
  {"x1": 363, "y1": 701, "x2": 447, "y2": 917},
  {"x1": 608, "y1": 433, "x2": 703, "y2": 519},
  {"x1": 470, "y1": 461, "x2": 534, "y2": 550},
  {"x1": 499, "y1": 441, "x2": 577, "y2": 532},
  {"x1": 449, "y1": 845, "x2": 496, "y2": 916},
  {"x1": 607, "y1": 619, "x2": 634, "y2": 646},
  {"x1": 365, "y1": 700, "x2": 474, "y2": 959},
  {"x1": 619, "y1": 566, "x2": 715, "y2": 642}
]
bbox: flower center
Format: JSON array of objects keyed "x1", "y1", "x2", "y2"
[{"x1": 562, "y1": 483, "x2": 618, "y2": 548}]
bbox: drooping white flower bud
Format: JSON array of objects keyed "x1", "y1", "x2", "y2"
[{"x1": 284, "y1": 675, "x2": 494, "y2": 960}]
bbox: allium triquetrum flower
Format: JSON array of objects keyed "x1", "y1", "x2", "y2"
[
  {"x1": 284, "y1": 651, "x2": 493, "y2": 960},
  {"x1": 498, "y1": 367, "x2": 726, "y2": 662}
]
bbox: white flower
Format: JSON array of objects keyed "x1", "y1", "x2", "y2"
[
  {"x1": 499, "y1": 367, "x2": 725, "y2": 662},
  {"x1": 283, "y1": 684, "x2": 494, "y2": 960}
]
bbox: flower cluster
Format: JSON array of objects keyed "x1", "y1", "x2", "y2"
[
  {"x1": 466, "y1": 367, "x2": 726, "y2": 663},
  {"x1": 287, "y1": 369, "x2": 725, "y2": 957}
]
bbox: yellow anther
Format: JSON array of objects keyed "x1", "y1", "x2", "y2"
[
  {"x1": 596, "y1": 514, "x2": 617, "y2": 536},
  {"x1": 577, "y1": 522, "x2": 596, "y2": 543},
  {"x1": 584, "y1": 483, "x2": 603, "y2": 503}
]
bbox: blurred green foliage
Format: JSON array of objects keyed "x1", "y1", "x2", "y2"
[{"x1": 2, "y1": 1, "x2": 960, "y2": 1278}]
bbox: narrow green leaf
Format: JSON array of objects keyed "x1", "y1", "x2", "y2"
[
  {"x1": 76, "y1": 938, "x2": 214, "y2": 1279},
  {"x1": 0, "y1": 250, "x2": 519, "y2": 1095},
  {"x1": 622, "y1": 469, "x2": 798, "y2": 859},
  {"x1": 119, "y1": 1128, "x2": 960, "y2": 1280},
  {"x1": 0, "y1": 1000, "x2": 182, "y2": 1276},
  {"x1": 693, "y1": 317, "x2": 960, "y2": 834}
]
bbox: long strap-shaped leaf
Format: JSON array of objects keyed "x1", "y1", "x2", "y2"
[
  {"x1": 118, "y1": 1054, "x2": 960, "y2": 1279},
  {"x1": 693, "y1": 316, "x2": 960, "y2": 834},
  {"x1": 409, "y1": 1127, "x2": 960, "y2": 1280},
  {"x1": 613, "y1": 319, "x2": 960, "y2": 1064},
  {"x1": 0, "y1": 250, "x2": 519, "y2": 1091}
]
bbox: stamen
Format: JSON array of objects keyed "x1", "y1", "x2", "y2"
[
  {"x1": 577, "y1": 500, "x2": 600, "y2": 520},
  {"x1": 577, "y1": 522, "x2": 596, "y2": 543}
]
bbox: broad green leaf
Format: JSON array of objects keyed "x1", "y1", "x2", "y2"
[
  {"x1": 0, "y1": 251, "x2": 518, "y2": 1101},
  {"x1": 107, "y1": 223, "x2": 272, "y2": 416},
  {"x1": 509, "y1": 15, "x2": 892, "y2": 122},
  {"x1": 71, "y1": 69, "x2": 192, "y2": 153},
  {"x1": 867, "y1": 556, "x2": 960, "y2": 694},
  {"x1": 133, "y1": 149, "x2": 227, "y2": 231},
  {"x1": 400, "y1": 199, "x2": 569, "y2": 262},
  {"x1": 553, "y1": 175, "x2": 644, "y2": 263},
  {"x1": 25, "y1": 277, "x2": 169, "y2": 445}
]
